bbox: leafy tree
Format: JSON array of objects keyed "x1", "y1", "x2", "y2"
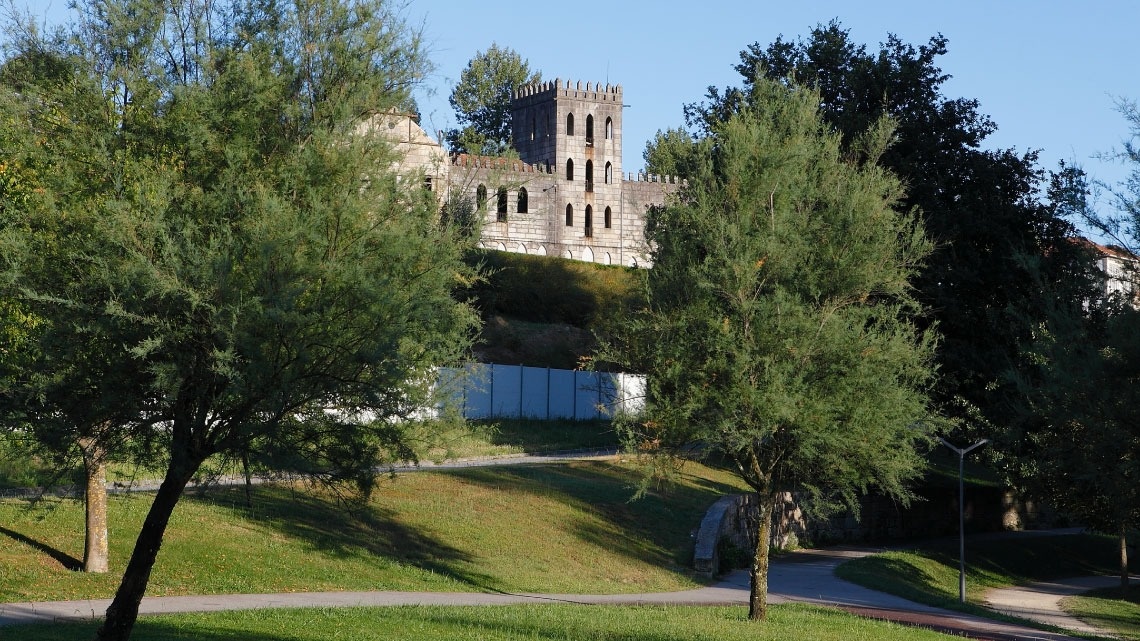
[
  {"x1": 642, "y1": 127, "x2": 695, "y2": 177},
  {"x1": 650, "y1": 22, "x2": 1086, "y2": 436},
  {"x1": 445, "y1": 43, "x2": 540, "y2": 155},
  {"x1": 0, "y1": 2, "x2": 476, "y2": 640},
  {"x1": 606, "y1": 78, "x2": 936, "y2": 621}
]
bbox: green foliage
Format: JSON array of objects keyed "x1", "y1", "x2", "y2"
[
  {"x1": 0, "y1": 0, "x2": 475, "y2": 636},
  {"x1": 606, "y1": 78, "x2": 936, "y2": 619},
  {"x1": 445, "y1": 43, "x2": 540, "y2": 155},
  {"x1": 670, "y1": 21, "x2": 1088, "y2": 439},
  {"x1": 643, "y1": 128, "x2": 696, "y2": 177}
]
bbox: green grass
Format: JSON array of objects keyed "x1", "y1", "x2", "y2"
[
  {"x1": 5, "y1": 604, "x2": 961, "y2": 640},
  {"x1": 835, "y1": 533, "x2": 1121, "y2": 618},
  {"x1": 1061, "y1": 585, "x2": 1140, "y2": 640},
  {"x1": 421, "y1": 419, "x2": 619, "y2": 461},
  {"x1": 0, "y1": 459, "x2": 746, "y2": 602}
]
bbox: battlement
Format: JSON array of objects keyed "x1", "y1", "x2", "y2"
[
  {"x1": 626, "y1": 172, "x2": 684, "y2": 185},
  {"x1": 450, "y1": 153, "x2": 552, "y2": 174},
  {"x1": 513, "y1": 78, "x2": 623, "y2": 104}
]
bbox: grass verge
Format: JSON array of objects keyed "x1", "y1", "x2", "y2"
[
  {"x1": 0, "y1": 459, "x2": 745, "y2": 602},
  {"x1": 6, "y1": 604, "x2": 960, "y2": 641},
  {"x1": 835, "y1": 533, "x2": 1120, "y2": 620},
  {"x1": 1061, "y1": 584, "x2": 1140, "y2": 640}
]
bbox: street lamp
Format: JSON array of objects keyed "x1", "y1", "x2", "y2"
[{"x1": 938, "y1": 437, "x2": 988, "y2": 603}]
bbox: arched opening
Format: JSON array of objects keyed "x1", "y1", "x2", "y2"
[
  {"x1": 496, "y1": 187, "x2": 508, "y2": 221},
  {"x1": 566, "y1": 112, "x2": 574, "y2": 136},
  {"x1": 605, "y1": 162, "x2": 612, "y2": 185},
  {"x1": 565, "y1": 204, "x2": 573, "y2": 227},
  {"x1": 517, "y1": 187, "x2": 528, "y2": 213},
  {"x1": 530, "y1": 115, "x2": 536, "y2": 141},
  {"x1": 585, "y1": 160, "x2": 594, "y2": 192},
  {"x1": 604, "y1": 206, "x2": 612, "y2": 229},
  {"x1": 476, "y1": 184, "x2": 487, "y2": 211},
  {"x1": 566, "y1": 158, "x2": 574, "y2": 181},
  {"x1": 605, "y1": 117, "x2": 613, "y2": 140},
  {"x1": 584, "y1": 205, "x2": 593, "y2": 238},
  {"x1": 585, "y1": 114, "x2": 594, "y2": 145}
]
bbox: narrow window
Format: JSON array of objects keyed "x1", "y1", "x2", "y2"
[
  {"x1": 517, "y1": 188, "x2": 528, "y2": 213},
  {"x1": 566, "y1": 158, "x2": 574, "y2": 181},
  {"x1": 605, "y1": 162, "x2": 612, "y2": 185},
  {"x1": 585, "y1": 160, "x2": 593, "y2": 192},
  {"x1": 565, "y1": 204, "x2": 573, "y2": 226},
  {"x1": 604, "y1": 206, "x2": 612, "y2": 229},
  {"x1": 566, "y1": 113, "x2": 574, "y2": 136},
  {"x1": 423, "y1": 176, "x2": 433, "y2": 191},
  {"x1": 530, "y1": 115, "x2": 536, "y2": 142},
  {"x1": 585, "y1": 114, "x2": 594, "y2": 145},
  {"x1": 584, "y1": 205, "x2": 593, "y2": 238},
  {"x1": 496, "y1": 187, "x2": 508, "y2": 221},
  {"x1": 605, "y1": 117, "x2": 613, "y2": 140},
  {"x1": 476, "y1": 184, "x2": 487, "y2": 211}
]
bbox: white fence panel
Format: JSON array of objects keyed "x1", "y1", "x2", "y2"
[{"x1": 436, "y1": 364, "x2": 644, "y2": 420}]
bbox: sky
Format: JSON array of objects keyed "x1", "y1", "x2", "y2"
[{"x1": 27, "y1": 0, "x2": 1140, "y2": 203}]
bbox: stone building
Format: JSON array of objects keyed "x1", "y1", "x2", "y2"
[{"x1": 375, "y1": 79, "x2": 682, "y2": 267}]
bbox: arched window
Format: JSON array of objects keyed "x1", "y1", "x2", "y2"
[
  {"x1": 517, "y1": 188, "x2": 528, "y2": 213},
  {"x1": 565, "y1": 204, "x2": 573, "y2": 226},
  {"x1": 566, "y1": 113, "x2": 575, "y2": 136},
  {"x1": 530, "y1": 115, "x2": 536, "y2": 141},
  {"x1": 476, "y1": 184, "x2": 487, "y2": 211},
  {"x1": 604, "y1": 162, "x2": 612, "y2": 185},
  {"x1": 584, "y1": 205, "x2": 593, "y2": 237},
  {"x1": 605, "y1": 117, "x2": 613, "y2": 140},
  {"x1": 496, "y1": 187, "x2": 508, "y2": 221},
  {"x1": 585, "y1": 114, "x2": 594, "y2": 145},
  {"x1": 585, "y1": 160, "x2": 594, "y2": 192},
  {"x1": 604, "y1": 206, "x2": 612, "y2": 229},
  {"x1": 566, "y1": 158, "x2": 574, "y2": 181}
]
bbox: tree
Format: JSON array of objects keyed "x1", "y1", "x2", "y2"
[
  {"x1": 606, "y1": 78, "x2": 936, "y2": 621},
  {"x1": 0, "y1": 2, "x2": 477, "y2": 640},
  {"x1": 642, "y1": 127, "x2": 695, "y2": 177},
  {"x1": 651, "y1": 22, "x2": 1086, "y2": 436},
  {"x1": 445, "y1": 43, "x2": 540, "y2": 155}
]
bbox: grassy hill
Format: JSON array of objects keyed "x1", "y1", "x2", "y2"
[{"x1": 463, "y1": 250, "x2": 645, "y2": 369}]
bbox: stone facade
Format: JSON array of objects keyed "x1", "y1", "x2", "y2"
[{"x1": 379, "y1": 79, "x2": 681, "y2": 267}]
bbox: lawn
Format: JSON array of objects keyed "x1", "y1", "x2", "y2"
[
  {"x1": 1061, "y1": 584, "x2": 1140, "y2": 640},
  {"x1": 6, "y1": 604, "x2": 960, "y2": 641},
  {"x1": 0, "y1": 458, "x2": 746, "y2": 602}
]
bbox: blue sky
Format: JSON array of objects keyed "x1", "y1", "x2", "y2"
[{"x1": 29, "y1": 0, "x2": 1140, "y2": 197}]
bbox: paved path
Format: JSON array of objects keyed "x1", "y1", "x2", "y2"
[
  {"x1": 0, "y1": 546, "x2": 1103, "y2": 640},
  {"x1": 986, "y1": 574, "x2": 1137, "y2": 636}
]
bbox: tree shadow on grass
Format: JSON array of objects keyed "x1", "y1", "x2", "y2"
[
  {"x1": 190, "y1": 486, "x2": 495, "y2": 590},
  {"x1": 6, "y1": 620, "x2": 310, "y2": 641},
  {"x1": 0, "y1": 525, "x2": 82, "y2": 571},
  {"x1": 445, "y1": 461, "x2": 741, "y2": 571}
]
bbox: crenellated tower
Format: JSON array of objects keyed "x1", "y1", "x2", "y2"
[{"x1": 511, "y1": 80, "x2": 624, "y2": 255}]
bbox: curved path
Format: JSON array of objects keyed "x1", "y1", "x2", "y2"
[
  {"x1": 0, "y1": 547, "x2": 1099, "y2": 640},
  {"x1": 986, "y1": 574, "x2": 1137, "y2": 636}
]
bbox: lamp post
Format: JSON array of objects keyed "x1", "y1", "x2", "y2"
[{"x1": 938, "y1": 437, "x2": 988, "y2": 603}]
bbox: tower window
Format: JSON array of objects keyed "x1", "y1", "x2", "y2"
[
  {"x1": 586, "y1": 114, "x2": 594, "y2": 146},
  {"x1": 530, "y1": 115, "x2": 536, "y2": 142},
  {"x1": 566, "y1": 158, "x2": 574, "y2": 181},
  {"x1": 604, "y1": 206, "x2": 612, "y2": 229},
  {"x1": 604, "y1": 162, "x2": 612, "y2": 185},
  {"x1": 585, "y1": 160, "x2": 594, "y2": 193},
  {"x1": 566, "y1": 113, "x2": 574, "y2": 136},
  {"x1": 584, "y1": 205, "x2": 593, "y2": 238},
  {"x1": 565, "y1": 204, "x2": 573, "y2": 226},
  {"x1": 476, "y1": 184, "x2": 487, "y2": 211},
  {"x1": 517, "y1": 188, "x2": 528, "y2": 214},
  {"x1": 605, "y1": 117, "x2": 613, "y2": 140},
  {"x1": 496, "y1": 187, "x2": 508, "y2": 221}
]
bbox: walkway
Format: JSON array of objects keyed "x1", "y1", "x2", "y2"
[
  {"x1": 0, "y1": 547, "x2": 1107, "y2": 640},
  {"x1": 986, "y1": 574, "x2": 1137, "y2": 636}
]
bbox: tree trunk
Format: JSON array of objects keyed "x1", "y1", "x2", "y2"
[
  {"x1": 78, "y1": 437, "x2": 109, "y2": 574},
  {"x1": 242, "y1": 450, "x2": 253, "y2": 509},
  {"x1": 1120, "y1": 526, "x2": 1130, "y2": 593},
  {"x1": 95, "y1": 464, "x2": 196, "y2": 641},
  {"x1": 748, "y1": 490, "x2": 775, "y2": 621}
]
